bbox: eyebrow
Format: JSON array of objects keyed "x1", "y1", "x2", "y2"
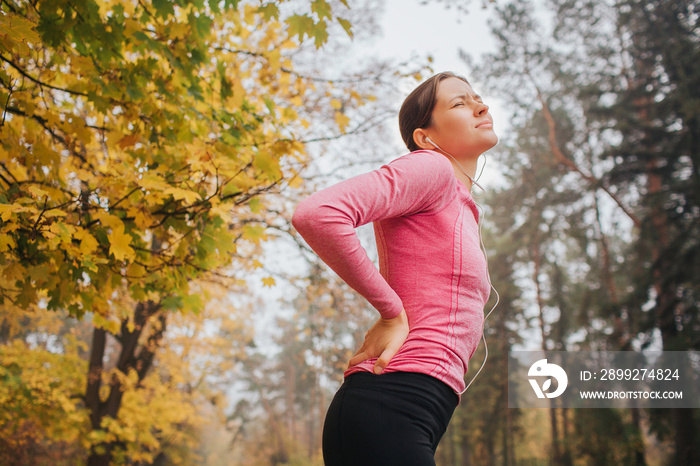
[{"x1": 449, "y1": 93, "x2": 483, "y2": 103}]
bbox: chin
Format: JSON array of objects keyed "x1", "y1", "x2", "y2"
[
  {"x1": 484, "y1": 133, "x2": 499, "y2": 151},
  {"x1": 477, "y1": 137, "x2": 498, "y2": 155}
]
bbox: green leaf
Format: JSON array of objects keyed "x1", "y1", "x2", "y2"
[
  {"x1": 311, "y1": 0, "x2": 332, "y2": 20},
  {"x1": 286, "y1": 14, "x2": 315, "y2": 43},
  {"x1": 162, "y1": 295, "x2": 183, "y2": 311},
  {"x1": 248, "y1": 197, "x2": 261, "y2": 213},
  {"x1": 257, "y1": 3, "x2": 280, "y2": 21},
  {"x1": 222, "y1": 0, "x2": 240, "y2": 10},
  {"x1": 182, "y1": 293, "x2": 203, "y2": 314},
  {"x1": 152, "y1": 0, "x2": 175, "y2": 19},
  {"x1": 337, "y1": 17, "x2": 353, "y2": 39},
  {"x1": 35, "y1": 12, "x2": 67, "y2": 48},
  {"x1": 313, "y1": 20, "x2": 329, "y2": 48},
  {"x1": 264, "y1": 97, "x2": 275, "y2": 113},
  {"x1": 208, "y1": 0, "x2": 221, "y2": 14}
]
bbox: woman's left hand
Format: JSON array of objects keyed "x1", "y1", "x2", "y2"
[{"x1": 347, "y1": 308, "x2": 409, "y2": 374}]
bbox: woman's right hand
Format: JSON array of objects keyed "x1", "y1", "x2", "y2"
[{"x1": 347, "y1": 308, "x2": 409, "y2": 374}]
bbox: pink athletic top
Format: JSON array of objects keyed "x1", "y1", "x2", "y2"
[{"x1": 291, "y1": 149, "x2": 490, "y2": 394}]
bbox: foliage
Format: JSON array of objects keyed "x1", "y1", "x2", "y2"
[
  {"x1": 0, "y1": 0, "x2": 380, "y2": 463},
  {"x1": 0, "y1": 337, "x2": 88, "y2": 465},
  {"x1": 0, "y1": 281, "x2": 258, "y2": 464},
  {"x1": 0, "y1": 0, "x2": 356, "y2": 323}
]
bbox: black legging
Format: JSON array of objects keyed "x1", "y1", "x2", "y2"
[{"x1": 322, "y1": 371, "x2": 458, "y2": 466}]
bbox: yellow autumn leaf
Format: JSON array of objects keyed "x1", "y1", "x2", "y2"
[
  {"x1": 27, "y1": 185, "x2": 49, "y2": 198},
  {"x1": 75, "y1": 229, "x2": 99, "y2": 256},
  {"x1": 164, "y1": 187, "x2": 202, "y2": 204},
  {"x1": 0, "y1": 203, "x2": 22, "y2": 221},
  {"x1": 48, "y1": 221, "x2": 76, "y2": 245},
  {"x1": 330, "y1": 99, "x2": 342, "y2": 110},
  {"x1": 290, "y1": 95, "x2": 303, "y2": 107},
  {"x1": 138, "y1": 174, "x2": 170, "y2": 191},
  {"x1": 127, "y1": 262, "x2": 146, "y2": 278},
  {"x1": 94, "y1": 211, "x2": 122, "y2": 230},
  {"x1": 109, "y1": 224, "x2": 135, "y2": 262},
  {"x1": 127, "y1": 207, "x2": 151, "y2": 230},
  {"x1": 335, "y1": 111, "x2": 350, "y2": 133},
  {"x1": 262, "y1": 276, "x2": 276, "y2": 287},
  {"x1": 0, "y1": 233, "x2": 16, "y2": 252},
  {"x1": 252, "y1": 150, "x2": 281, "y2": 179}
]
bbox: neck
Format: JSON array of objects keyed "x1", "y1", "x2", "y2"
[{"x1": 444, "y1": 155, "x2": 479, "y2": 191}]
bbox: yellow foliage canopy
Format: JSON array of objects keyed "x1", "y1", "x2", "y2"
[{"x1": 0, "y1": 0, "x2": 355, "y2": 320}]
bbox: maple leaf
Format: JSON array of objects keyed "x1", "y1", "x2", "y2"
[
  {"x1": 286, "y1": 14, "x2": 315, "y2": 43},
  {"x1": 109, "y1": 224, "x2": 135, "y2": 262},
  {"x1": 311, "y1": 0, "x2": 332, "y2": 20}
]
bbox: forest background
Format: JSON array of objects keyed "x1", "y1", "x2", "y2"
[{"x1": 0, "y1": 0, "x2": 698, "y2": 465}]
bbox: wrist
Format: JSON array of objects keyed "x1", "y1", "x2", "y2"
[{"x1": 380, "y1": 308, "x2": 407, "y2": 325}]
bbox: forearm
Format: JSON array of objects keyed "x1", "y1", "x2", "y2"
[{"x1": 292, "y1": 203, "x2": 403, "y2": 319}]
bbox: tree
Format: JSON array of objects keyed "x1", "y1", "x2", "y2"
[
  {"x1": 464, "y1": 0, "x2": 700, "y2": 463},
  {"x1": 602, "y1": 2, "x2": 700, "y2": 463},
  {"x1": 0, "y1": 0, "x2": 371, "y2": 463}
]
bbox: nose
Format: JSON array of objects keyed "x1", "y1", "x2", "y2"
[{"x1": 475, "y1": 102, "x2": 489, "y2": 116}]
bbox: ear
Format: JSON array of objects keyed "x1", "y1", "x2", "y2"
[{"x1": 412, "y1": 128, "x2": 435, "y2": 151}]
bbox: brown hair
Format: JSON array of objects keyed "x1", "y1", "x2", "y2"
[{"x1": 398, "y1": 71, "x2": 469, "y2": 152}]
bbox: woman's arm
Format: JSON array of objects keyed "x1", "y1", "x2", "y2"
[{"x1": 291, "y1": 150, "x2": 456, "y2": 319}]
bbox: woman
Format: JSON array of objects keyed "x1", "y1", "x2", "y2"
[{"x1": 292, "y1": 71, "x2": 498, "y2": 466}]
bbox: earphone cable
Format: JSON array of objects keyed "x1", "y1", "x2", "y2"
[{"x1": 425, "y1": 142, "x2": 499, "y2": 395}]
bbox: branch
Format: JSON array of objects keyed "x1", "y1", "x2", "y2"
[
  {"x1": 109, "y1": 187, "x2": 141, "y2": 211},
  {"x1": 1, "y1": 0, "x2": 19, "y2": 14},
  {"x1": 533, "y1": 85, "x2": 642, "y2": 228},
  {"x1": 4, "y1": 106, "x2": 90, "y2": 165},
  {"x1": 0, "y1": 53, "x2": 89, "y2": 97},
  {"x1": 0, "y1": 77, "x2": 15, "y2": 126}
]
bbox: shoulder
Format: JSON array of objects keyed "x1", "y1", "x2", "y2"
[
  {"x1": 385, "y1": 150, "x2": 457, "y2": 186},
  {"x1": 388, "y1": 149, "x2": 453, "y2": 171},
  {"x1": 381, "y1": 150, "x2": 458, "y2": 215},
  {"x1": 387, "y1": 150, "x2": 455, "y2": 179}
]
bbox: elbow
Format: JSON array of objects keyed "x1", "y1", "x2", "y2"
[{"x1": 291, "y1": 198, "x2": 313, "y2": 235}]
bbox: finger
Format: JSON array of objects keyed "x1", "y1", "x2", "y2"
[
  {"x1": 348, "y1": 351, "x2": 369, "y2": 368},
  {"x1": 373, "y1": 346, "x2": 398, "y2": 375}
]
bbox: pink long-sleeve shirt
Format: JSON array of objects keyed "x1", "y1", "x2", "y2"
[{"x1": 291, "y1": 149, "x2": 490, "y2": 394}]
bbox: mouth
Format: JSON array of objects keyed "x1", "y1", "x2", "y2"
[{"x1": 476, "y1": 120, "x2": 493, "y2": 129}]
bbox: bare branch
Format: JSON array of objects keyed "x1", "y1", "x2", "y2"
[{"x1": 533, "y1": 85, "x2": 642, "y2": 228}]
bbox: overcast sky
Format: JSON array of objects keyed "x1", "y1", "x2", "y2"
[{"x1": 377, "y1": 0, "x2": 495, "y2": 73}]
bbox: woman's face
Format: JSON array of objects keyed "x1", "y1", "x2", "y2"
[{"x1": 423, "y1": 77, "x2": 498, "y2": 158}]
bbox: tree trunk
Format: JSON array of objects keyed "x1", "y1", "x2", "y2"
[
  {"x1": 674, "y1": 409, "x2": 697, "y2": 465},
  {"x1": 86, "y1": 301, "x2": 165, "y2": 466},
  {"x1": 631, "y1": 408, "x2": 647, "y2": 466},
  {"x1": 531, "y1": 237, "x2": 563, "y2": 465}
]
